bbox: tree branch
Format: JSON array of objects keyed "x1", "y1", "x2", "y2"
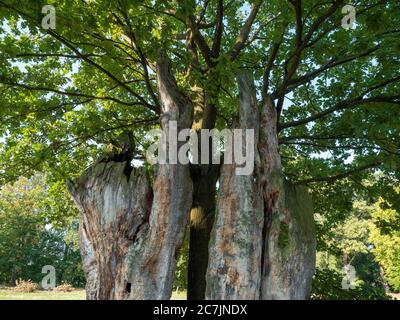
[
  {"x1": 0, "y1": 79, "x2": 147, "y2": 107},
  {"x1": 285, "y1": 45, "x2": 381, "y2": 94},
  {"x1": 229, "y1": 1, "x2": 263, "y2": 61},
  {"x1": 294, "y1": 161, "x2": 381, "y2": 185},
  {"x1": 211, "y1": 0, "x2": 224, "y2": 57},
  {"x1": 279, "y1": 94, "x2": 400, "y2": 131}
]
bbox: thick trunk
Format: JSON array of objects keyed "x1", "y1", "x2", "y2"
[
  {"x1": 188, "y1": 165, "x2": 218, "y2": 300},
  {"x1": 68, "y1": 53, "x2": 193, "y2": 300},
  {"x1": 206, "y1": 72, "x2": 264, "y2": 299},
  {"x1": 67, "y1": 163, "x2": 152, "y2": 299},
  {"x1": 206, "y1": 71, "x2": 316, "y2": 300},
  {"x1": 259, "y1": 96, "x2": 316, "y2": 300},
  {"x1": 188, "y1": 85, "x2": 218, "y2": 300},
  {"x1": 261, "y1": 181, "x2": 316, "y2": 299}
]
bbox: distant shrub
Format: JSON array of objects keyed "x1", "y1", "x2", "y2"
[
  {"x1": 53, "y1": 283, "x2": 74, "y2": 292},
  {"x1": 14, "y1": 279, "x2": 39, "y2": 292},
  {"x1": 311, "y1": 268, "x2": 390, "y2": 300}
]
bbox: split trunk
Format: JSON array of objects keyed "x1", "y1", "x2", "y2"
[{"x1": 68, "y1": 65, "x2": 316, "y2": 300}]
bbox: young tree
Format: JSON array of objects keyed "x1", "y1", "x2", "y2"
[{"x1": 0, "y1": 1, "x2": 399, "y2": 299}]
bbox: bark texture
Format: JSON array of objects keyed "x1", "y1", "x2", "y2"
[
  {"x1": 261, "y1": 181, "x2": 316, "y2": 299},
  {"x1": 67, "y1": 163, "x2": 152, "y2": 300},
  {"x1": 68, "y1": 53, "x2": 193, "y2": 300},
  {"x1": 206, "y1": 71, "x2": 316, "y2": 300},
  {"x1": 206, "y1": 72, "x2": 264, "y2": 299}
]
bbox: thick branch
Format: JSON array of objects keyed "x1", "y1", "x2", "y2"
[
  {"x1": 186, "y1": 14, "x2": 214, "y2": 67},
  {"x1": 229, "y1": 1, "x2": 263, "y2": 61},
  {"x1": 211, "y1": 0, "x2": 224, "y2": 57}
]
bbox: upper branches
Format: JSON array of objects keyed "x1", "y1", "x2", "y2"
[
  {"x1": 0, "y1": 0, "x2": 159, "y2": 114},
  {"x1": 185, "y1": 0, "x2": 263, "y2": 68}
]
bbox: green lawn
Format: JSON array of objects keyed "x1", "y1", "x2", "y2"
[
  {"x1": 0, "y1": 289, "x2": 86, "y2": 300},
  {"x1": 0, "y1": 289, "x2": 187, "y2": 300}
]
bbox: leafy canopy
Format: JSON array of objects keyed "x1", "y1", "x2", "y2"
[{"x1": 0, "y1": 0, "x2": 399, "y2": 207}]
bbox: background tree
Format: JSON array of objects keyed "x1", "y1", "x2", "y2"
[
  {"x1": 369, "y1": 195, "x2": 400, "y2": 292},
  {"x1": 0, "y1": 175, "x2": 84, "y2": 287}
]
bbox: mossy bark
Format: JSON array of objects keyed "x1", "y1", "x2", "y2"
[{"x1": 206, "y1": 71, "x2": 316, "y2": 300}]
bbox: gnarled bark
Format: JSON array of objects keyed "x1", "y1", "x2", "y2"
[
  {"x1": 68, "y1": 53, "x2": 193, "y2": 300},
  {"x1": 206, "y1": 71, "x2": 264, "y2": 299},
  {"x1": 67, "y1": 163, "x2": 152, "y2": 300},
  {"x1": 206, "y1": 71, "x2": 316, "y2": 300}
]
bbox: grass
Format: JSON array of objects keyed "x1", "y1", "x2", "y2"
[
  {"x1": 0, "y1": 288, "x2": 86, "y2": 300},
  {"x1": 171, "y1": 290, "x2": 187, "y2": 300},
  {"x1": 0, "y1": 288, "x2": 187, "y2": 300}
]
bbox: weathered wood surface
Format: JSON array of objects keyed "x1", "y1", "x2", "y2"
[
  {"x1": 206, "y1": 72, "x2": 264, "y2": 299},
  {"x1": 67, "y1": 162, "x2": 152, "y2": 300},
  {"x1": 206, "y1": 71, "x2": 316, "y2": 300},
  {"x1": 262, "y1": 181, "x2": 316, "y2": 299},
  {"x1": 68, "y1": 53, "x2": 193, "y2": 300}
]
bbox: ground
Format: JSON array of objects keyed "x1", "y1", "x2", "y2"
[
  {"x1": 0, "y1": 288, "x2": 187, "y2": 300},
  {"x1": 0, "y1": 288, "x2": 396, "y2": 300},
  {"x1": 389, "y1": 293, "x2": 400, "y2": 300}
]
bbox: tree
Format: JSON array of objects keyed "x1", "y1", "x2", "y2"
[
  {"x1": 0, "y1": 177, "x2": 45, "y2": 285},
  {"x1": 0, "y1": 176, "x2": 84, "y2": 287},
  {"x1": 0, "y1": 0, "x2": 399, "y2": 299},
  {"x1": 369, "y1": 196, "x2": 400, "y2": 292},
  {"x1": 313, "y1": 199, "x2": 389, "y2": 300}
]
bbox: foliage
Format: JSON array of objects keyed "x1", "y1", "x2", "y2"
[
  {"x1": 369, "y1": 197, "x2": 400, "y2": 291},
  {"x1": 0, "y1": 1, "x2": 398, "y2": 194},
  {"x1": 0, "y1": 176, "x2": 85, "y2": 287},
  {"x1": 173, "y1": 227, "x2": 189, "y2": 292},
  {"x1": 313, "y1": 193, "x2": 400, "y2": 299},
  {"x1": 311, "y1": 267, "x2": 389, "y2": 300}
]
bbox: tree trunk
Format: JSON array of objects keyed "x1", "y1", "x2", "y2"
[
  {"x1": 206, "y1": 71, "x2": 316, "y2": 300},
  {"x1": 67, "y1": 163, "x2": 152, "y2": 299},
  {"x1": 67, "y1": 53, "x2": 193, "y2": 300},
  {"x1": 206, "y1": 71, "x2": 264, "y2": 299},
  {"x1": 188, "y1": 85, "x2": 219, "y2": 300},
  {"x1": 188, "y1": 165, "x2": 219, "y2": 300},
  {"x1": 261, "y1": 181, "x2": 316, "y2": 299}
]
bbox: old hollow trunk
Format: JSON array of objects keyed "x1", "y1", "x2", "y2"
[
  {"x1": 206, "y1": 72, "x2": 264, "y2": 299},
  {"x1": 188, "y1": 85, "x2": 219, "y2": 300},
  {"x1": 206, "y1": 71, "x2": 316, "y2": 300},
  {"x1": 188, "y1": 164, "x2": 219, "y2": 300},
  {"x1": 68, "y1": 53, "x2": 193, "y2": 300},
  {"x1": 67, "y1": 163, "x2": 152, "y2": 299}
]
